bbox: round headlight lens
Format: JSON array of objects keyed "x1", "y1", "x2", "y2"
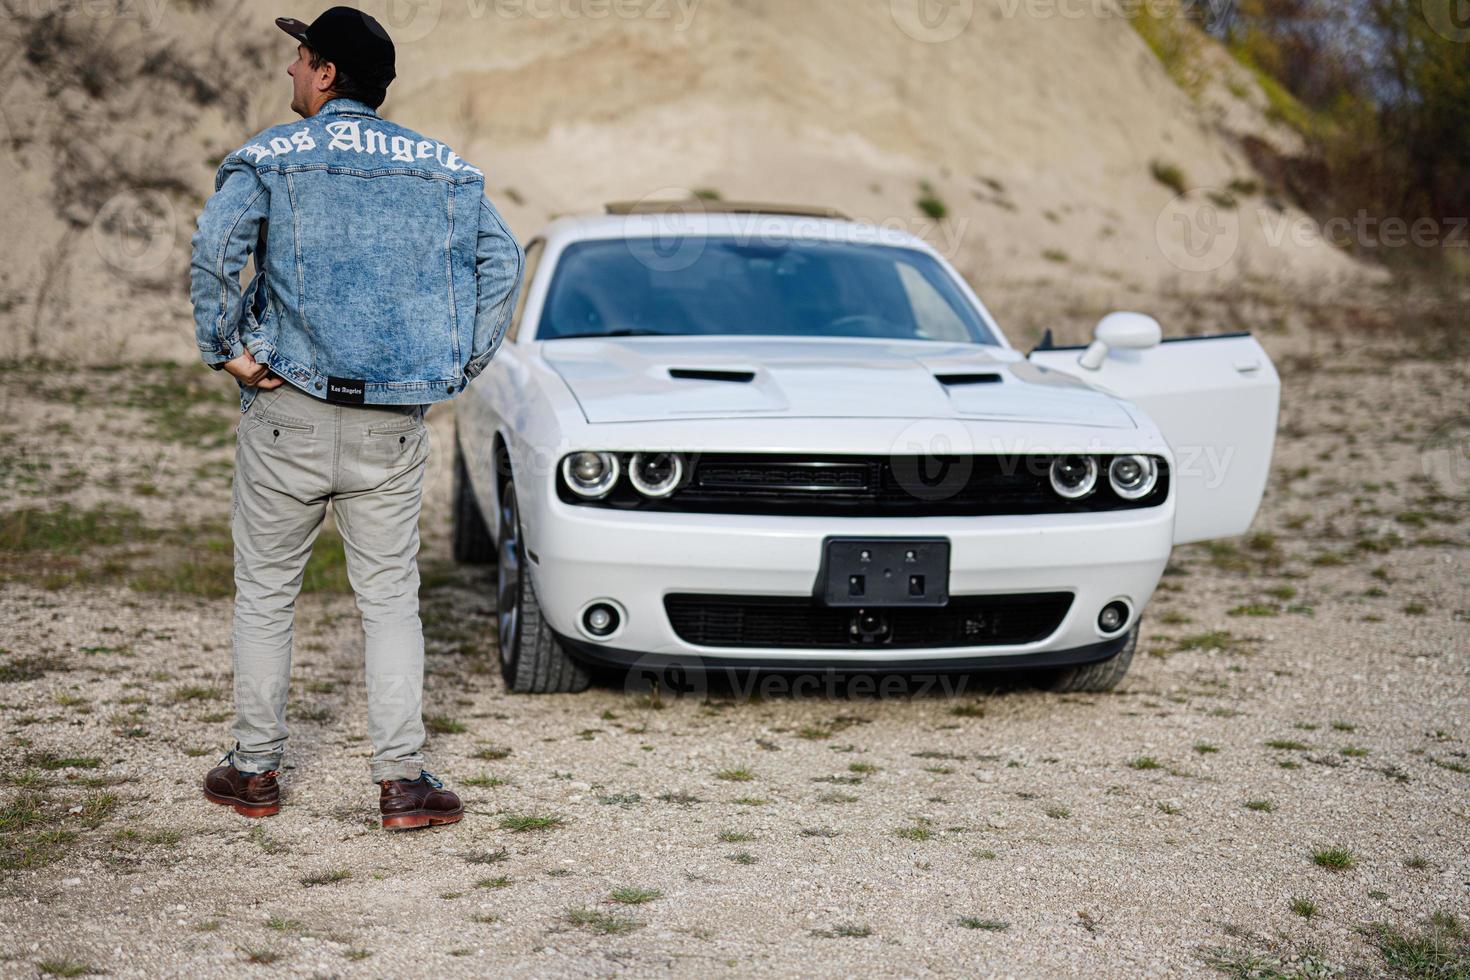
[
  {"x1": 629, "y1": 452, "x2": 685, "y2": 498},
  {"x1": 1049, "y1": 455, "x2": 1099, "y2": 500},
  {"x1": 1098, "y1": 600, "x2": 1130, "y2": 634},
  {"x1": 561, "y1": 452, "x2": 620, "y2": 498},
  {"x1": 1108, "y1": 455, "x2": 1159, "y2": 500}
]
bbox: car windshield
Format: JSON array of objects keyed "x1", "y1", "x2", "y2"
[{"x1": 536, "y1": 237, "x2": 998, "y2": 345}]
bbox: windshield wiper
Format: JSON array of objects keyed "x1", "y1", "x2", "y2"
[{"x1": 547, "y1": 328, "x2": 675, "y2": 341}]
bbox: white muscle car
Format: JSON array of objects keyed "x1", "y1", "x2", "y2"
[{"x1": 452, "y1": 202, "x2": 1279, "y2": 694}]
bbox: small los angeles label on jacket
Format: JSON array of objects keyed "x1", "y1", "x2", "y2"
[{"x1": 326, "y1": 377, "x2": 366, "y2": 405}]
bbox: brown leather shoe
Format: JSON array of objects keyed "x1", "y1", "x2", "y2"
[
  {"x1": 379, "y1": 771, "x2": 462, "y2": 831},
  {"x1": 203, "y1": 759, "x2": 280, "y2": 818}
]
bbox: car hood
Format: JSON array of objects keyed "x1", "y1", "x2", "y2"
[{"x1": 541, "y1": 337, "x2": 1135, "y2": 429}]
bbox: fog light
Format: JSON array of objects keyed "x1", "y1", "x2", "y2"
[
  {"x1": 1049, "y1": 455, "x2": 1098, "y2": 500},
  {"x1": 583, "y1": 602, "x2": 620, "y2": 637},
  {"x1": 1098, "y1": 601, "x2": 1129, "y2": 634},
  {"x1": 562, "y1": 452, "x2": 620, "y2": 499},
  {"x1": 1108, "y1": 455, "x2": 1159, "y2": 500},
  {"x1": 629, "y1": 452, "x2": 685, "y2": 498}
]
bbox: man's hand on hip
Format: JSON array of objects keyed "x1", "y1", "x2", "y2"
[{"x1": 223, "y1": 350, "x2": 284, "y2": 389}]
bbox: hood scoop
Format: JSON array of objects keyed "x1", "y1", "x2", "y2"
[
  {"x1": 669, "y1": 368, "x2": 756, "y2": 384},
  {"x1": 934, "y1": 372, "x2": 1003, "y2": 387}
]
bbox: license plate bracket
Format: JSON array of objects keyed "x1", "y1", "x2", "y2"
[{"x1": 817, "y1": 537, "x2": 951, "y2": 608}]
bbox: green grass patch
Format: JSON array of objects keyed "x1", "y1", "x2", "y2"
[
  {"x1": 499, "y1": 813, "x2": 563, "y2": 833},
  {"x1": 894, "y1": 822, "x2": 934, "y2": 842},
  {"x1": 425, "y1": 715, "x2": 466, "y2": 735},
  {"x1": 1174, "y1": 631, "x2": 1238, "y2": 653},
  {"x1": 1311, "y1": 847, "x2": 1356, "y2": 871},
  {"x1": 0, "y1": 503, "x2": 154, "y2": 554},
  {"x1": 23, "y1": 752, "x2": 101, "y2": 771},
  {"x1": 608, "y1": 886, "x2": 662, "y2": 905},
  {"x1": 1365, "y1": 914, "x2": 1469, "y2": 978},
  {"x1": 958, "y1": 916, "x2": 1008, "y2": 931},
  {"x1": 917, "y1": 181, "x2": 948, "y2": 220},
  {"x1": 1150, "y1": 160, "x2": 1188, "y2": 196},
  {"x1": 1228, "y1": 603, "x2": 1279, "y2": 618}
]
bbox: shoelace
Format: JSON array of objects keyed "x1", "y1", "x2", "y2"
[{"x1": 419, "y1": 770, "x2": 444, "y2": 789}]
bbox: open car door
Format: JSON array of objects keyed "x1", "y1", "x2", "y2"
[{"x1": 1029, "y1": 332, "x2": 1280, "y2": 545}]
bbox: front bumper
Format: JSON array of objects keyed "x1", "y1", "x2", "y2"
[
  {"x1": 523, "y1": 492, "x2": 1174, "y2": 666},
  {"x1": 556, "y1": 632, "x2": 1134, "y2": 675}
]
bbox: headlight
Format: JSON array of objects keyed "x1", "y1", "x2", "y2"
[
  {"x1": 561, "y1": 452, "x2": 620, "y2": 498},
  {"x1": 629, "y1": 452, "x2": 685, "y2": 498},
  {"x1": 1049, "y1": 455, "x2": 1098, "y2": 500},
  {"x1": 1108, "y1": 455, "x2": 1159, "y2": 500}
]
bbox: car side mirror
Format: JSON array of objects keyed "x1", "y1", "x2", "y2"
[{"x1": 1079, "y1": 312, "x2": 1162, "y2": 370}]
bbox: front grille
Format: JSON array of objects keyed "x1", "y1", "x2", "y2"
[
  {"x1": 664, "y1": 592, "x2": 1073, "y2": 649},
  {"x1": 558, "y1": 454, "x2": 1168, "y2": 516}
]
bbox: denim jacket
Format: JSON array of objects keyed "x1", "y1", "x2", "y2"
[{"x1": 190, "y1": 98, "x2": 524, "y2": 413}]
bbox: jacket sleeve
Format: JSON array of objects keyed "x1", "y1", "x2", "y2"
[
  {"x1": 190, "y1": 162, "x2": 269, "y2": 369},
  {"x1": 464, "y1": 196, "x2": 526, "y2": 381}
]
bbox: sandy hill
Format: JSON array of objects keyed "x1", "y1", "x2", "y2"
[{"x1": 0, "y1": 0, "x2": 1364, "y2": 366}]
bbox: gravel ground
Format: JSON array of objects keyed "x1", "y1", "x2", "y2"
[{"x1": 0, "y1": 318, "x2": 1466, "y2": 978}]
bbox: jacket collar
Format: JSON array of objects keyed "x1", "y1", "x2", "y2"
[{"x1": 317, "y1": 97, "x2": 379, "y2": 118}]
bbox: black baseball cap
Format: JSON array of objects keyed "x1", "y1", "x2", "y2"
[{"x1": 276, "y1": 6, "x2": 396, "y2": 89}]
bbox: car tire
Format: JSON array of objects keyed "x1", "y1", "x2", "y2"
[
  {"x1": 1045, "y1": 623, "x2": 1139, "y2": 693},
  {"x1": 451, "y1": 434, "x2": 496, "y2": 566},
  {"x1": 496, "y1": 478, "x2": 591, "y2": 694}
]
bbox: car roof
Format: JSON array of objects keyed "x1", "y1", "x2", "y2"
[{"x1": 533, "y1": 205, "x2": 936, "y2": 254}]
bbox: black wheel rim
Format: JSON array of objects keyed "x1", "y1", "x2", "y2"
[{"x1": 496, "y1": 483, "x2": 522, "y2": 673}]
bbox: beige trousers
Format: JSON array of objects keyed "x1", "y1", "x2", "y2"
[{"x1": 228, "y1": 379, "x2": 432, "y2": 783}]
